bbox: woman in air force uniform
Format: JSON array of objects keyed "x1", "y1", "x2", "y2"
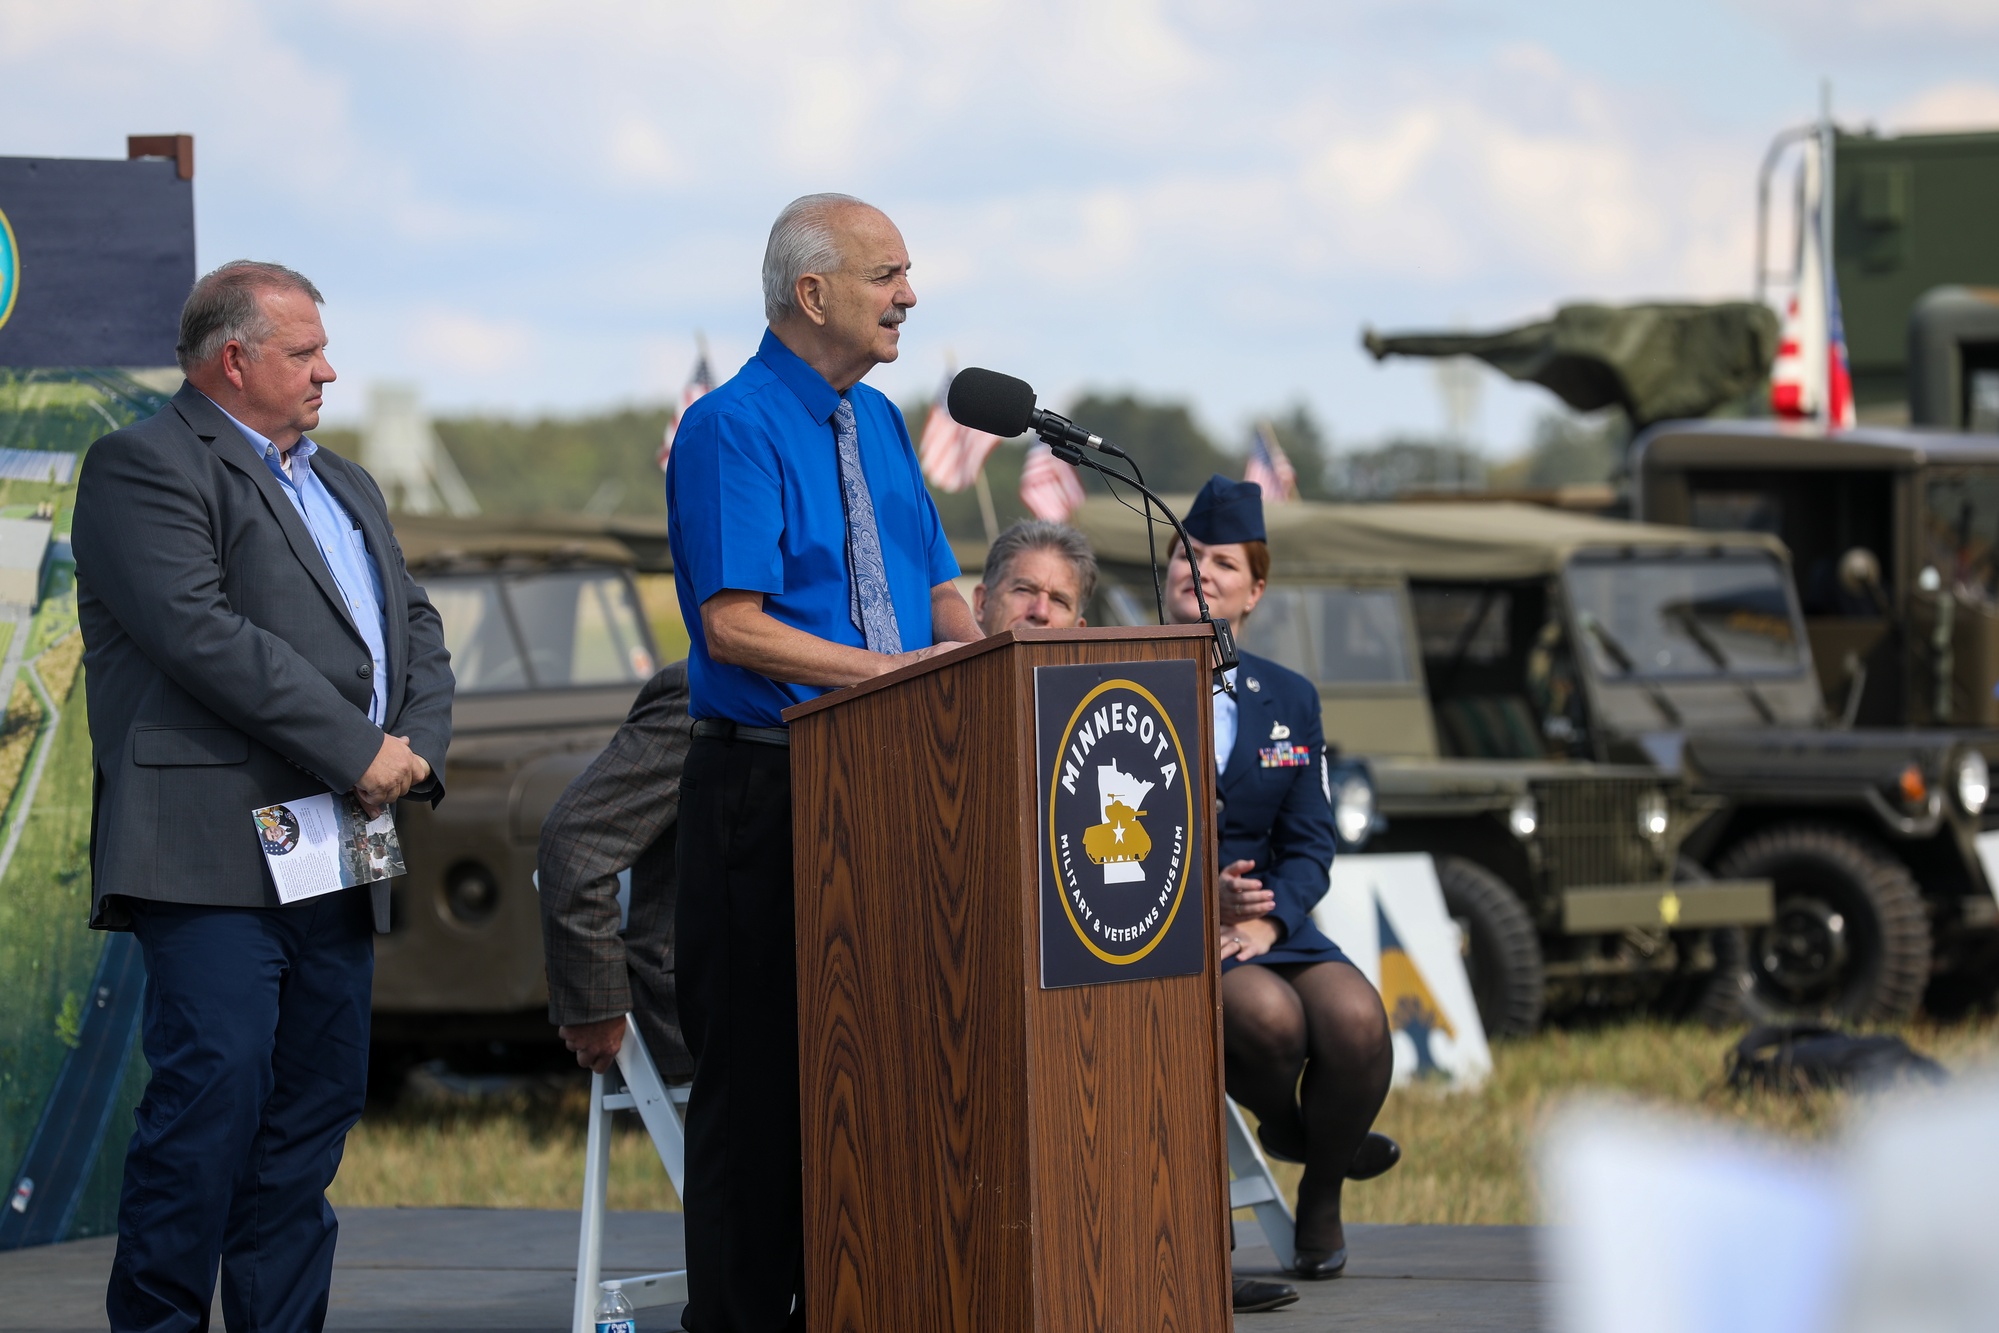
[{"x1": 1168, "y1": 476, "x2": 1398, "y2": 1281}]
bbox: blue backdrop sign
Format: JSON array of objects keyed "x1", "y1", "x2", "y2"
[{"x1": 0, "y1": 155, "x2": 193, "y2": 368}]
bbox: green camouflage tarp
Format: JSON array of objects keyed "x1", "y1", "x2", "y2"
[{"x1": 1363, "y1": 301, "x2": 1780, "y2": 426}]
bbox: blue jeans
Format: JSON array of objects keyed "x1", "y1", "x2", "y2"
[{"x1": 107, "y1": 890, "x2": 373, "y2": 1333}]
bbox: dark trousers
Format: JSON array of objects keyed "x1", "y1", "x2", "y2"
[
  {"x1": 674, "y1": 734, "x2": 803, "y2": 1333},
  {"x1": 107, "y1": 890, "x2": 373, "y2": 1333}
]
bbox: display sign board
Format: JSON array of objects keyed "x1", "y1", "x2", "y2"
[
  {"x1": 1312, "y1": 852, "x2": 1492, "y2": 1089},
  {"x1": 0, "y1": 155, "x2": 193, "y2": 367},
  {"x1": 1035, "y1": 659, "x2": 1207, "y2": 988}
]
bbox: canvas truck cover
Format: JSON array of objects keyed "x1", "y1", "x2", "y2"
[
  {"x1": 1634, "y1": 417, "x2": 1999, "y2": 473},
  {"x1": 1074, "y1": 497, "x2": 1789, "y2": 583},
  {"x1": 389, "y1": 513, "x2": 636, "y2": 572}
]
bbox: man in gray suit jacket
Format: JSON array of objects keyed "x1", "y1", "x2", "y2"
[
  {"x1": 72, "y1": 261, "x2": 452, "y2": 1333},
  {"x1": 539, "y1": 659, "x2": 695, "y2": 1081}
]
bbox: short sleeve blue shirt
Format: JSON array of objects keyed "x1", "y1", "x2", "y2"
[{"x1": 666, "y1": 329, "x2": 960, "y2": 726}]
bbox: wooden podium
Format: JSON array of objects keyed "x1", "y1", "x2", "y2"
[{"x1": 786, "y1": 626, "x2": 1231, "y2": 1333}]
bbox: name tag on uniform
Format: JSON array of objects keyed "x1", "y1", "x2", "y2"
[{"x1": 1259, "y1": 742, "x2": 1312, "y2": 768}]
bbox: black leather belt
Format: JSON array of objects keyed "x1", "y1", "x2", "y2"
[{"x1": 692, "y1": 718, "x2": 791, "y2": 748}]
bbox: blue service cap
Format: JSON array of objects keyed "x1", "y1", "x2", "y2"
[{"x1": 1183, "y1": 474, "x2": 1265, "y2": 546}]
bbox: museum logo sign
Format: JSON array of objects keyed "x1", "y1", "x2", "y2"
[{"x1": 1035, "y1": 659, "x2": 1208, "y2": 989}]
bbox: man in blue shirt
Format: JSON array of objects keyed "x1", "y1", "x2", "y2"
[
  {"x1": 215, "y1": 411, "x2": 392, "y2": 731},
  {"x1": 664, "y1": 194, "x2": 977, "y2": 1332}
]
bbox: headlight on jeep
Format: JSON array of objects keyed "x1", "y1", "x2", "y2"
[
  {"x1": 1508, "y1": 795, "x2": 1538, "y2": 840},
  {"x1": 1637, "y1": 789, "x2": 1670, "y2": 842},
  {"x1": 1956, "y1": 751, "x2": 1990, "y2": 816},
  {"x1": 1334, "y1": 774, "x2": 1376, "y2": 848}
]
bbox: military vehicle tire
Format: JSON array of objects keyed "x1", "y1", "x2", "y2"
[
  {"x1": 1436, "y1": 856, "x2": 1544, "y2": 1037},
  {"x1": 1717, "y1": 824, "x2": 1931, "y2": 1024}
]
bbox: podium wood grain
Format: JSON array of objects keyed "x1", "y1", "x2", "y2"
[{"x1": 789, "y1": 628, "x2": 1230, "y2": 1333}]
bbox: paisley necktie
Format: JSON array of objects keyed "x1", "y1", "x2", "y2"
[{"x1": 833, "y1": 397, "x2": 903, "y2": 654}]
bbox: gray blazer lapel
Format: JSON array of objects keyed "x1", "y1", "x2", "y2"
[
  {"x1": 171, "y1": 388, "x2": 358, "y2": 639},
  {"x1": 312, "y1": 457, "x2": 408, "y2": 717}
]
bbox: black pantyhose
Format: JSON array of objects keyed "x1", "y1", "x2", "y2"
[{"x1": 1220, "y1": 959, "x2": 1393, "y2": 1259}]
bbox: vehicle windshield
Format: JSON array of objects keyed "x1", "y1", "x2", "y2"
[
  {"x1": 427, "y1": 569, "x2": 656, "y2": 693},
  {"x1": 1564, "y1": 553, "x2": 1804, "y2": 680},
  {"x1": 1922, "y1": 467, "x2": 1999, "y2": 605},
  {"x1": 1237, "y1": 585, "x2": 1415, "y2": 687}
]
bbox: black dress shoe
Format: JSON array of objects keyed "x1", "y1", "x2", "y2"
[
  {"x1": 1347, "y1": 1132, "x2": 1402, "y2": 1181},
  {"x1": 1255, "y1": 1117, "x2": 1307, "y2": 1164},
  {"x1": 1291, "y1": 1246, "x2": 1347, "y2": 1281},
  {"x1": 1232, "y1": 1276, "x2": 1300, "y2": 1312}
]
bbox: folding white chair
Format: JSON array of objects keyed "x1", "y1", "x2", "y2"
[
  {"x1": 1224, "y1": 1097, "x2": 1296, "y2": 1271},
  {"x1": 572, "y1": 1014, "x2": 692, "y2": 1333}
]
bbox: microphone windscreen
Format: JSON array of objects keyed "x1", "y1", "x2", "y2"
[{"x1": 948, "y1": 367, "x2": 1036, "y2": 438}]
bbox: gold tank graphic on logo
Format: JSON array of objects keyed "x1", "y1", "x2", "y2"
[{"x1": 1083, "y1": 760, "x2": 1154, "y2": 883}]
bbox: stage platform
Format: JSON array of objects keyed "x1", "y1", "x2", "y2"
[{"x1": 0, "y1": 1208, "x2": 1548, "y2": 1331}]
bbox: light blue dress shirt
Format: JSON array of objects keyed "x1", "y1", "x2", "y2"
[
  {"x1": 212, "y1": 400, "x2": 390, "y2": 725},
  {"x1": 1213, "y1": 668, "x2": 1239, "y2": 775}
]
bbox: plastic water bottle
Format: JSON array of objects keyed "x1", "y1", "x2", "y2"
[{"x1": 595, "y1": 1279, "x2": 636, "y2": 1333}]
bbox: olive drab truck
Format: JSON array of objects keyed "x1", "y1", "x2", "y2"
[
  {"x1": 1076, "y1": 497, "x2": 1781, "y2": 1036},
  {"x1": 1636, "y1": 422, "x2": 1999, "y2": 1018},
  {"x1": 367, "y1": 515, "x2": 665, "y2": 1060}
]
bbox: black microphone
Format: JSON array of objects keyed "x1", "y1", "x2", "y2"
[
  {"x1": 947, "y1": 368, "x2": 1126, "y2": 460},
  {"x1": 945, "y1": 366, "x2": 1238, "y2": 689}
]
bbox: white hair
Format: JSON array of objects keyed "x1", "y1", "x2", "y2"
[{"x1": 761, "y1": 193, "x2": 871, "y2": 324}]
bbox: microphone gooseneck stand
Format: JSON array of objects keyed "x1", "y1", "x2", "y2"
[
  {"x1": 1033, "y1": 417, "x2": 1240, "y2": 696},
  {"x1": 1091, "y1": 437, "x2": 1167, "y2": 628}
]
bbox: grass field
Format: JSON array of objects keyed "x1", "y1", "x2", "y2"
[
  {"x1": 0, "y1": 654, "x2": 109, "y2": 1230},
  {"x1": 1294, "y1": 1017, "x2": 1999, "y2": 1225},
  {"x1": 329, "y1": 1017, "x2": 1999, "y2": 1222},
  {"x1": 0, "y1": 678, "x2": 46, "y2": 822},
  {"x1": 330, "y1": 1078, "x2": 682, "y2": 1212}
]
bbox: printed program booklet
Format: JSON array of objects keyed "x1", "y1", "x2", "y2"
[{"x1": 252, "y1": 793, "x2": 406, "y2": 904}]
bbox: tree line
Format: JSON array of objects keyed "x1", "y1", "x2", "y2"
[{"x1": 310, "y1": 393, "x2": 1626, "y2": 543}]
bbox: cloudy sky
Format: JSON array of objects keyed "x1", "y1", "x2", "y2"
[{"x1": 3, "y1": 0, "x2": 1996, "y2": 455}]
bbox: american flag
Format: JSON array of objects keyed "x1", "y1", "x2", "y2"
[
  {"x1": 918, "y1": 368, "x2": 1002, "y2": 492},
  {"x1": 1019, "y1": 441, "x2": 1086, "y2": 522},
  {"x1": 1769, "y1": 137, "x2": 1855, "y2": 429},
  {"x1": 657, "y1": 337, "x2": 715, "y2": 471},
  {"x1": 1769, "y1": 290, "x2": 1814, "y2": 419},
  {"x1": 1245, "y1": 420, "x2": 1299, "y2": 502},
  {"x1": 1825, "y1": 272, "x2": 1856, "y2": 430}
]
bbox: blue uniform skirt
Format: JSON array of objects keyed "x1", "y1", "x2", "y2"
[{"x1": 1220, "y1": 916, "x2": 1351, "y2": 972}]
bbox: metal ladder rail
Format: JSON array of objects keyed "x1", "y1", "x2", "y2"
[
  {"x1": 1224, "y1": 1097, "x2": 1296, "y2": 1271},
  {"x1": 573, "y1": 1015, "x2": 692, "y2": 1333}
]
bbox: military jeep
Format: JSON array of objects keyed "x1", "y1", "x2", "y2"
[
  {"x1": 369, "y1": 515, "x2": 661, "y2": 1050},
  {"x1": 1636, "y1": 420, "x2": 1999, "y2": 1015},
  {"x1": 1074, "y1": 498, "x2": 1776, "y2": 1035}
]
